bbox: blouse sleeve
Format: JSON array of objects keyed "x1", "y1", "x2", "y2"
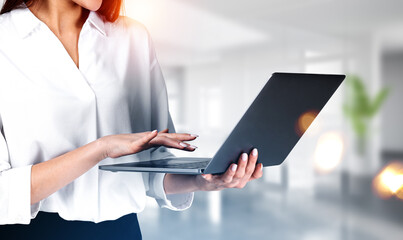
[
  {"x1": 144, "y1": 36, "x2": 194, "y2": 210},
  {"x1": 0, "y1": 113, "x2": 40, "y2": 225}
]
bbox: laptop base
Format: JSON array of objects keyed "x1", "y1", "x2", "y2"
[{"x1": 99, "y1": 157, "x2": 211, "y2": 174}]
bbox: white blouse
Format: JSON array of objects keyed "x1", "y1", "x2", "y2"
[{"x1": 0, "y1": 7, "x2": 193, "y2": 225}]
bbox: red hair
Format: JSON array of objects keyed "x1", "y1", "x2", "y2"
[
  {"x1": 97, "y1": 0, "x2": 123, "y2": 22},
  {"x1": 0, "y1": 0, "x2": 123, "y2": 22}
]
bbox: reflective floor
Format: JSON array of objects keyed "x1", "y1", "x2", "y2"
[{"x1": 138, "y1": 178, "x2": 403, "y2": 240}]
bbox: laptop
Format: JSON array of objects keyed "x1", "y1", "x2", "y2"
[{"x1": 99, "y1": 72, "x2": 345, "y2": 175}]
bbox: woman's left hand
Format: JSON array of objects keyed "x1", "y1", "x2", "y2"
[{"x1": 195, "y1": 148, "x2": 263, "y2": 191}]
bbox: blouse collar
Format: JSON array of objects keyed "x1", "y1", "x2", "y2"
[
  {"x1": 10, "y1": 6, "x2": 107, "y2": 39},
  {"x1": 87, "y1": 11, "x2": 106, "y2": 36}
]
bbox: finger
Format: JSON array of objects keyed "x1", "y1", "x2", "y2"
[
  {"x1": 221, "y1": 163, "x2": 237, "y2": 184},
  {"x1": 250, "y1": 163, "x2": 264, "y2": 180},
  {"x1": 160, "y1": 133, "x2": 198, "y2": 141},
  {"x1": 244, "y1": 148, "x2": 258, "y2": 177},
  {"x1": 234, "y1": 153, "x2": 248, "y2": 179},
  {"x1": 150, "y1": 136, "x2": 196, "y2": 151},
  {"x1": 181, "y1": 143, "x2": 198, "y2": 151},
  {"x1": 160, "y1": 128, "x2": 169, "y2": 133},
  {"x1": 150, "y1": 136, "x2": 186, "y2": 149},
  {"x1": 159, "y1": 133, "x2": 198, "y2": 149},
  {"x1": 185, "y1": 144, "x2": 198, "y2": 151},
  {"x1": 163, "y1": 133, "x2": 198, "y2": 141},
  {"x1": 201, "y1": 174, "x2": 213, "y2": 181}
]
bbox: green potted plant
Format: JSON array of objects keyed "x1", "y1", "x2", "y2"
[{"x1": 343, "y1": 75, "x2": 389, "y2": 155}]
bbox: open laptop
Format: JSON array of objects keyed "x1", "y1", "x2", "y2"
[{"x1": 99, "y1": 72, "x2": 345, "y2": 175}]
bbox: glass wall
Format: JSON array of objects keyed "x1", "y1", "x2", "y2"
[{"x1": 125, "y1": 0, "x2": 403, "y2": 239}]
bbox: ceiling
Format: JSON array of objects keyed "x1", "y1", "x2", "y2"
[
  {"x1": 124, "y1": 0, "x2": 403, "y2": 65},
  {"x1": 175, "y1": 0, "x2": 403, "y2": 37}
]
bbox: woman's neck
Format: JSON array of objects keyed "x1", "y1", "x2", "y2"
[
  {"x1": 27, "y1": 0, "x2": 90, "y2": 68},
  {"x1": 28, "y1": 0, "x2": 89, "y2": 37}
]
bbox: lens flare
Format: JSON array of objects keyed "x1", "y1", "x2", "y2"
[
  {"x1": 296, "y1": 110, "x2": 318, "y2": 137},
  {"x1": 125, "y1": 0, "x2": 157, "y2": 25},
  {"x1": 373, "y1": 162, "x2": 403, "y2": 200},
  {"x1": 314, "y1": 132, "x2": 344, "y2": 174}
]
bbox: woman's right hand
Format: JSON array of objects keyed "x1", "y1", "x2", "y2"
[{"x1": 99, "y1": 129, "x2": 198, "y2": 159}]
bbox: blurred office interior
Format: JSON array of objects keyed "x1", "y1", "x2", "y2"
[
  {"x1": 1, "y1": 0, "x2": 402, "y2": 239},
  {"x1": 124, "y1": 0, "x2": 403, "y2": 239}
]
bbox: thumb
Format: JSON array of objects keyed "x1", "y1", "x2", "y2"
[{"x1": 201, "y1": 174, "x2": 213, "y2": 181}]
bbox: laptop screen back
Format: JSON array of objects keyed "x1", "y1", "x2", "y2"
[{"x1": 204, "y1": 72, "x2": 345, "y2": 174}]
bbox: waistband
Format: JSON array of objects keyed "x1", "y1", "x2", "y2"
[{"x1": 0, "y1": 211, "x2": 142, "y2": 240}]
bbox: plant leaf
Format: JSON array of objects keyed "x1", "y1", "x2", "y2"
[
  {"x1": 369, "y1": 88, "x2": 390, "y2": 117},
  {"x1": 347, "y1": 75, "x2": 370, "y2": 116}
]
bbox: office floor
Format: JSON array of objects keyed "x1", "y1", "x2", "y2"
[{"x1": 138, "y1": 179, "x2": 403, "y2": 240}]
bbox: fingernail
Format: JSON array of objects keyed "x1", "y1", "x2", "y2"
[
  {"x1": 231, "y1": 164, "x2": 238, "y2": 172},
  {"x1": 252, "y1": 148, "x2": 258, "y2": 156},
  {"x1": 179, "y1": 142, "x2": 188, "y2": 147},
  {"x1": 189, "y1": 145, "x2": 198, "y2": 149},
  {"x1": 201, "y1": 174, "x2": 206, "y2": 179},
  {"x1": 190, "y1": 134, "x2": 199, "y2": 138},
  {"x1": 151, "y1": 129, "x2": 157, "y2": 133},
  {"x1": 260, "y1": 163, "x2": 264, "y2": 171},
  {"x1": 242, "y1": 153, "x2": 248, "y2": 161}
]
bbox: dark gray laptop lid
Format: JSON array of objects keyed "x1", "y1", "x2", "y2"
[{"x1": 204, "y1": 72, "x2": 345, "y2": 174}]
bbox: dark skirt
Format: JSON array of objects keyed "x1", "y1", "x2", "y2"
[{"x1": 0, "y1": 211, "x2": 142, "y2": 240}]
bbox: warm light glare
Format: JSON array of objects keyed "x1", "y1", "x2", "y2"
[
  {"x1": 381, "y1": 171, "x2": 403, "y2": 193},
  {"x1": 125, "y1": 0, "x2": 156, "y2": 25},
  {"x1": 373, "y1": 162, "x2": 403, "y2": 200},
  {"x1": 209, "y1": 191, "x2": 221, "y2": 224},
  {"x1": 314, "y1": 132, "x2": 344, "y2": 174},
  {"x1": 397, "y1": 189, "x2": 403, "y2": 200},
  {"x1": 296, "y1": 111, "x2": 318, "y2": 137}
]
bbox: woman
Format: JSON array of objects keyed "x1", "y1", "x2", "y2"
[{"x1": 0, "y1": 0, "x2": 263, "y2": 239}]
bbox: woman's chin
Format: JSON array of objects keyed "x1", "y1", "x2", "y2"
[{"x1": 75, "y1": 0, "x2": 103, "y2": 12}]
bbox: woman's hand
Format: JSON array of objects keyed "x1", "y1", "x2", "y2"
[
  {"x1": 163, "y1": 148, "x2": 263, "y2": 195},
  {"x1": 196, "y1": 148, "x2": 263, "y2": 191},
  {"x1": 100, "y1": 129, "x2": 198, "y2": 159}
]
